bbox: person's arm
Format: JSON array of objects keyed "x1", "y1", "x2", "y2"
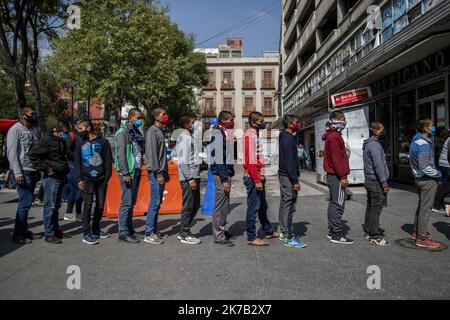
[
  {"x1": 177, "y1": 134, "x2": 193, "y2": 181},
  {"x1": 28, "y1": 138, "x2": 51, "y2": 173},
  {"x1": 371, "y1": 143, "x2": 389, "y2": 188},
  {"x1": 6, "y1": 126, "x2": 22, "y2": 178},
  {"x1": 103, "y1": 138, "x2": 113, "y2": 181},
  {"x1": 74, "y1": 141, "x2": 83, "y2": 183},
  {"x1": 116, "y1": 130, "x2": 130, "y2": 176},
  {"x1": 281, "y1": 136, "x2": 299, "y2": 184},
  {"x1": 329, "y1": 135, "x2": 348, "y2": 180},
  {"x1": 418, "y1": 144, "x2": 442, "y2": 179},
  {"x1": 211, "y1": 129, "x2": 229, "y2": 182},
  {"x1": 146, "y1": 128, "x2": 162, "y2": 175},
  {"x1": 245, "y1": 133, "x2": 261, "y2": 183}
]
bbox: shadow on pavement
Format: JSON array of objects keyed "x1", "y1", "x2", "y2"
[{"x1": 433, "y1": 221, "x2": 450, "y2": 240}]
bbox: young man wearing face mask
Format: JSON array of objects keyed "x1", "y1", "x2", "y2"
[
  {"x1": 210, "y1": 111, "x2": 236, "y2": 247},
  {"x1": 244, "y1": 112, "x2": 279, "y2": 246},
  {"x1": 114, "y1": 108, "x2": 144, "y2": 244},
  {"x1": 29, "y1": 121, "x2": 71, "y2": 244},
  {"x1": 322, "y1": 111, "x2": 352, "y2": 244},
  {"x1": 75, "y1": 120, "x2": 112, "y2": 245},
  {"x1": 410, "y1": 118, "x2": 442, "y2": 249},
  {"x1": 7, "y1": 107, "x2": 39, "y2": 244},
  {"x1": 363, "y1": 122, "x2": 390, "y2": 246},
  {"x1": 176, "y1": 115, "x2": 201, "y2": 245},
  {"x1": 144, "y1": 107, "x2": 170, "y2": 245},
  {"x1": 278, "y1": 115, "x2": 307, "y2": 249}
]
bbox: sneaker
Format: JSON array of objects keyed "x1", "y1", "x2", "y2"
[
  {"x1": 156, "y1": 232, "x2": 168, "y2": 240},
  {"x1": 130, "y1": 232, "x2": 144, "y2": 240},
  {"x1": 265, "y1": 232, "x2": 281, "y2": 239},
  {"x1": 248, "y1": 239, "x2": 269, "y2": 246},
  {"x1": 330, "y1": 235, "x2": 354, "y2": 245},
  {"x1": 279, "y1": 233, "x2": 287, "y2": 241},
  {"x1": 63, "y1": 213, "x2": 75, "y2": 221},
  {"x1": 75, "y1": 215, "x2": 82, "y2": 223},
  {"x1": 364, "y1": 234, "x2": 371, "y2": 241},
  {"x1": 369, "y1": 237, "x2": 391, "y2": 246},
  {"x1": 411, "y1": 232, "x2": 432, "y2": 241},
  {"x1": 25, "y1": 230, "x2": 42, "y2": 240},
  {"x1": 12, "y1": 234, "x2": 32, "y2": 245},
  {"x1": 224, "y1": 231, "x2": 237, "y2": 240},
  {"x1": 55, "y1": 231, "x2": 72, "y2": 239},
  {"x1": 45, "y1": 236, "x2": 62, "y2": 244},
  {"x1": 93, "y1": 231, "x2": 111, "y2": 239},
  {"x1": 82, "y1": 234, "x2": 99, "y2": 245},
  {"x1": 432, "y1": 207, "x2": 446, "y2": 215},
  {"x1": 34, "y1": 199, "x2": 44, "y2": 206},
  {"x1": 178, "y1": 234, "x2": 201, "y2": 245},
  {"x1": 214, "y1": 239, "x2": 235, "y2": 247},
  {"x1": 326, "y1": 233, "x2": 332, "y2": 240},
  {"x1": 284, "y1": 237, "x2": 307, "y2": 248},
  {"x1": 119, "y1": 234, "x2": 139, "y2": 244},
  {"x1": 144, "y1": 234, "x2": 164, "y2": 245},
  {"x1": 415, "y1": 238, "x2": 440, "y2": 249}
]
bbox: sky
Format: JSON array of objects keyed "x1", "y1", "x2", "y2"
[{"x1": 161, "y1": 0, "x2": 282, "y2": 57}]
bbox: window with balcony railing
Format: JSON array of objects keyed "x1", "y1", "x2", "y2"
[
  {"x1": 243, "y1": 97, "x2": 255, "y2": 116},
  {"x1": 263, "y1": 97, "x2": 274, "y2": 115},
  {"x1": 262, "y1": 71, "x2": 274, "y2": 89},
  {"x1": 222, "y1": 72, "x2": 234, "y2": 89},
  {"x1": 222, "y1": 97, "x2": 233, "y2": 112},
  {"x1": 243, "y1": 71, "x2": 255, "y2": 89},
  {"x1": 203, "y1": 98, "x2": 216, "y2": 116}
]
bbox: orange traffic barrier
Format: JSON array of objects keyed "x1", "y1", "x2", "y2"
[{"x1": 103, "y1": 160, "x2": 183, "y2": 218}]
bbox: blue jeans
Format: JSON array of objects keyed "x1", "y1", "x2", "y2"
[
  {"x1": 145, "y1": 172, "x2": 165, "y2": 236},
  {"x1": 14, "y1": 173, "x2": 37, "y2": 236},
  {"x1": 118, "y1": 169, "x2": 141, "y2": 236},
  {"x1": 244, "y1": 176, "x2": 273, "y2": 241},
  {"x1": 65, "y1": 164, "x2": 82, "y2": 214},
  {"x1": 43, "y1": 176, "x2": 64, "y2": 237}
]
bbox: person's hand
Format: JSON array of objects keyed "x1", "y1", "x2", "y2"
[
  {"x1": 78, "y1": 181, "x2": 85, "y2": 191},
  {"x1": 47, "y1": 167, "x2": 55, "y2": 176},
  {"x1": 255, "y1": 182, "x2": 264, "y2": 191},
  {"x1": 294, "y1": 183, "x2": 301, "y2": 192},
  {"x1": 189, "y1": 180, "x2": 198, "y2": 190},
  {"x1": 158, "y1": 175, "x2": 165, "y2": 185},
  {"x1": 223, "y1": 181, "x2": 231, "y2": 193},
  {"x1": 261, "y1": 175, "x2": 266, "y2": 182},
  {"x1": 383, "y1": 187, "x2": 390, "y2": 194},
  {"x1": 122, "y1": 175, "x2": 131, "y2": 184},
  {"x1": 340, "y1": 179, "x2": 349, "y2": 188},
  {"x1": 16, "y1": 176, "x2": 24, "y2": 185}
]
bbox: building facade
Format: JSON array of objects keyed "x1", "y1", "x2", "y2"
[
  {"x1": 279, "y1": 0, "x2": 450, "y2": 183},
  {"x1": 197, "y1": 38, "x2": 280, "y2": 133}
]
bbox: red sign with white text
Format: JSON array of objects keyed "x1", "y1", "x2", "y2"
[{"x1": 331, "y1": 88, "x2": 372, "y2": 108}]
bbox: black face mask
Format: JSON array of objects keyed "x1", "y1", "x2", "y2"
[
  {"x1": 77, "y1": 130, "x2": 89, "y2": 140},
  {"x1": 25, "y1": 114, "x2": 38, "y2": 124}
]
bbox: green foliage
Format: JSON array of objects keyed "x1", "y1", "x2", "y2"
[{"x1": 49, "y1": 0, "x2": 208, "y2": 126}]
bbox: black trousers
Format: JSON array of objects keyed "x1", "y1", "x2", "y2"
[
  {"x1": 82, "y1": 179, "x2": 108, "y2": 236},
  {"x1": 179, "y1": 179, "x2": 201, "y2": 237},
  {"x1": 364, "y1": 180, "x2": 386, "y2": 238}
]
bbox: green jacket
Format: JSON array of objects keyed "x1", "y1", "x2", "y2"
[{"x1": 114, "y1": 125, "x2": 136, "y2": 178}]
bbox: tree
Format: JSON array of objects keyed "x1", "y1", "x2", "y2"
[{"x1": 49, "y1": 0, "x2": 208, "y2": 128}]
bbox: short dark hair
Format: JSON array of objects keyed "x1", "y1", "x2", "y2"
[
  {"x1": 179, "y1": 115, "x2": 195, "y2": 129},
  {"x1": 151, "y1": 106, "x2": 166, "y2": 120},
  {"x1": 128, "y1": 108, "x2": 143, "y2": 119},
  {"x1": 330, "y1": 110, "x2": 345, "y2": 121},
  {"x1": 416, "y1": 118, "x2": 432, "y2": 133},
  {"x1": 54, "y1": 121, "x2": 69, "y2": 132},
  {"x1": 21, "y1": 106, "x2": 36, "y2": 115},
  {"x1": 282, "y1": 115, "x2": 298, "y2": 129},
  {"x1": 248, "y1": 111, "x2": 263, "y2": 126},
  {"x1": 79, "y1": 119, "x2": 95, "y2": 132},
  {"x1": 369, "y1": 122, "x2": 384, "y2": 135},
  {"x1": 218, "y1": 111, "x2": 233, "y2": 123}
]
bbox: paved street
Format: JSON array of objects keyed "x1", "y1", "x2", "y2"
[{"x1": 0, "y1": 168, "x2": 449, "y2": 300}]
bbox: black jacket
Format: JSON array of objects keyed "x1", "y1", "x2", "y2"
[
  {"x1": 278, "y1": 131, "x2": 300, "y2": 184},
  {"x1": 29, "y1": 132, "x2": 69, "y2": 178},
  {"x1": 74, "y1": 136, "x2": 112, "y2": 182}
]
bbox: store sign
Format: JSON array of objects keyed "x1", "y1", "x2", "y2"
[{"x1": 331, "y1": 87, "x2": 372, "y2": 108}]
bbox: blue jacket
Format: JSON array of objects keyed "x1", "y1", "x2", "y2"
[{"x1": 409, "y1": 133, "x2": 442, "y2": 180}]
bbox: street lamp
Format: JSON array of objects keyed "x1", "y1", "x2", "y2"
[{"x1": 87, "y1": 63, "x2": 94, "y2": 119}]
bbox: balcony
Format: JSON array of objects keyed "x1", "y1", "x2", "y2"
[
  {"x1": 242, "y1": 81, "x2": 256, "y2": 90},
  {"x1": 202, "y1": 82, "x2": 216, "y2": 90},
  {"x1": 243, "y1": 108, "x2": 255, "y2": 117},
  {"x1": 202, "y1": 109, "x2": 216, "y2": 117},
  {"x1": 261, "y1": 81, "x2": 275, "y2": 90},
  {"x1": 221, "y1": 81, "x2": 235, "y2": 90},
  {"x1": 283, "y1": 0, "x2": 297, "y2": 22},
  {"x1": 297, "y1": 12, "x2": 316, "y2": 57},
  {"x1": 262, "y1": 108, "x2": 276, "y2": 116},
  {"x1": 315, "y1": 0, "x2": 335, "y2": 26}
]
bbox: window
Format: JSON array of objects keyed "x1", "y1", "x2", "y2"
[
  {"x1": 263, "y1": 71, "x2": 272, "y2": 83},
  {"x1": 208, "y1": 72, "x2": 215, "y2": 83},
  {"x1": 223, "y1": 72, "x2": 232, "y2": 83},
  {"x1": 263, "y1": 97, "x2": 273, "y2": 114},
  {"x1": 244, "y1": 71, "x2": 254, "y2": 82},
  {"x1": 244, "y1": 97, "x2": 254, "y2": 109},
  {"x1": 231, "y1": 51, "x2": 242, "y2": 58},
  {"x1": 220, "y1": 51, "x2": 229, "y2": 58},
  {"x1": 223, "y1": 97, "x2": 233, "y2": 112},
  {"x1": 205, "y1": 98, "x2": 214, "y2": 111}
]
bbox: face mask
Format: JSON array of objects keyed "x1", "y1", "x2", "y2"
[
  {"x1": 161, "y1": 115, "x2": 169, "y2": 125},
  {"x1": 222, "y1": 121, "x2": 234, "y2": 130},
  {"x1": 192, "y1": 123, "x2": 198, "y2": 132},
  {"x1": 77, "y1": 130, "x2": 88, "y2": 140},
  {"x1": 25, "y1": 114, "x2": 38, "y2": 124},
  {"x1": 257, "y1": 123, "x2": 267, "y2": 130},
  {"x1": 291, "y1": 123, "x2": 300, "y2": 132},
  {"x1": 430, "y1": 126, "x2": 436, "y2": 136},
  {"x1": 134, "y1": 119, "x2": 143, "y2": 128},
  {"x1": 60, "y1": 133, "x2": 70, "y2": 141}
]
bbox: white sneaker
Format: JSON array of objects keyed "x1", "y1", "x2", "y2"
[
  {"x1": 178, "y1": 235, "x2": 201, "y2": 245},
  {"x1": 63, "y1": 213, "x2": 75, "y2": 221},
  {"x1": 432, "y1": 208, "x2": 446, "y2": 215},
  {"x1": 144, "y1": 234, "x2": 163, "y2": 245}
]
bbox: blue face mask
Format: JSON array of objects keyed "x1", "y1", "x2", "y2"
[
  {"x1": 192, "y1": 123, "x2": 198, "y2": 132},
  {"x1": 257, "y1": 123, "x2": 267, "y2": 130},
  {"x1": 60, "y1": 133, "x2": 70, "y2": 141},
  {"x1": 134, "y1": 119, "x2": 143, "y2": 128},
  {"x1": 430, "y1": 126, "x2": 436, "y2": 136}
]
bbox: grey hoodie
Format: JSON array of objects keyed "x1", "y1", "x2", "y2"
[
  {"x1": 363, "y1": 136, "x2": 389, "y2": 188},
  {"x1": 145, "y1": 125, "x2": 168, "y2": 178},
  {"x1": 6, "y1": 122, "x2": 38, "y2": 178}
]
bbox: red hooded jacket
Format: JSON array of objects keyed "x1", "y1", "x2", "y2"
[{"x1": 322, "y1": 128, "x2": 350, "y2": 179}]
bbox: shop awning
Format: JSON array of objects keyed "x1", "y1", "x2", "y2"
[{"x1": 0, "y1": 119, "x2": 18, "y2": 133}]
